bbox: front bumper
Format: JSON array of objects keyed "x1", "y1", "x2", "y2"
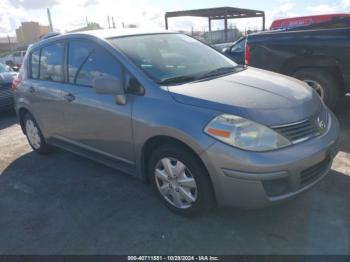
[{"x1": 201, "y1": 111, "x2": 340, "y2": 208}]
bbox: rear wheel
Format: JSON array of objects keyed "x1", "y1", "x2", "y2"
[
  {"x1": 293, "y1": 68, "x2": 340, "y2": 109},
  {"x1": 148, "y1": 144, "x2": 215, "y2": 216},
  {"x1": 23, "y1": 113, "x2": 51, "y2": 154}
]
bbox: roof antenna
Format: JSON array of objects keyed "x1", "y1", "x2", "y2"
[{"x1": 47, "y1": 8, "x2": 53, "y2": 32}]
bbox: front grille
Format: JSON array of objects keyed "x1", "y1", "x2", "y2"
[
  {"x1": 273, "y1": 118, "x2": 317, "y2": 142},
  {"x1": 300, "y1": 156, "x2": 331, "y2": 186},
  {"x1": 272, "y1": 106, "x2": 328, "y2": 143}
]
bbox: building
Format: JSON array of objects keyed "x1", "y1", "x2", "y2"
[{"x1": 16, "y1": 22, "x2": 50, "y2": 45}]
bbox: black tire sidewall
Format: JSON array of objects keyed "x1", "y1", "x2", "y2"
[
  {"x1": 148, "y1": 145, "x2": 214, "y2": 216},
  {"x1": 293, "y1": 68, "x2": 339, "y2": 109}
]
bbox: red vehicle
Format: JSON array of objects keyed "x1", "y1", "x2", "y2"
[{"x1": 270, "y1": 13, "x2": 350, "y2": 30}]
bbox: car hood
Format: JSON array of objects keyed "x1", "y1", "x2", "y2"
[
  {"x1": 167, "y1": 67, "x2": 322, "y2": 126},
  {"x1": 0, "y1": 72, "x2": 17, "y2": 83}
]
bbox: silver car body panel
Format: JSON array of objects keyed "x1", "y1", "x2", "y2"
[{"x1": 14, "y1": 29, "x2": 340, "y2": 208}]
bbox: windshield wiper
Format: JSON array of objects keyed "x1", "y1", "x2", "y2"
[
  {"x1": 197, "y1": 66, "x2": 237, "y2": 80},
  {"x1": 158, "y1": 75, "x2": 198, "y2": 85},
  {"x1": 157, "y1": 66, "x2": 241, "y2": 85}
]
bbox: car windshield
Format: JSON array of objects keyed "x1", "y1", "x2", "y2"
[
  {"x1": 108, "y1": 33, "x2": 238, "y2": 84},
  {"x1": 0, "y1": 63, "x2": 13, "y2": 73}
]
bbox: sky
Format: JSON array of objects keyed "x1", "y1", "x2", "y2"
[{"x1": 1, "y1": 0, "x2": 350, "y2": 37}]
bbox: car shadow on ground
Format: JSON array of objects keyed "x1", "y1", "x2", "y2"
[
  {"x1": 0, "y1": 147, "x2": 349, "y2": 254},
  {"x1": 0, "y1": 110, "x2": 17, "y2": 130}
]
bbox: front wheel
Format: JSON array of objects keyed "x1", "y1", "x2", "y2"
[{"x1": 148, "y1": 144, "x2": 215, "y2": 216}]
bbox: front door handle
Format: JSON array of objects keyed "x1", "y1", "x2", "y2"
[{"x1": 64, "y1": 93, "x2": 75, "y2": 102}]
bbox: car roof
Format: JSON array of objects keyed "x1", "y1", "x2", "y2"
[
  {"x1": 29, "y1": 28, "x2": 174, "y2": 51},
  {"x1": 71, "y1": 28, "x2": 171, "y2": 39}
]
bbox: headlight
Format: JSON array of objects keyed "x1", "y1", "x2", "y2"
[{"x1": 204, "y1": 114, "x2": 291, "y2": 151}]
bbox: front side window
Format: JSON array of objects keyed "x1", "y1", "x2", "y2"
[
  {"x1": 68, "y1": 40, "x2": 94, "y2": 83},
  {"x1": 75, "y1": 47, "x2": 123, "y2": 87},
  {"x1": 109, "y1": 33, "x2": 238, "y2": 84},
  {"x1": 39, "y1": 42, "x2": 64, "y2": 82},
  {"x1": 31, "y1": 50, "x2": 40, "y2": 79}
]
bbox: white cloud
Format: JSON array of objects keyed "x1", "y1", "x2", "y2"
[
  {"x1": 48, "y1": 0, "x2": 165, "y2": 33},
  {"x1": 341, "y1": 0, "x2": 350, "y2": 9},
  {"x1": 306, "y1": 4, "x2": 338, "y2": 14},
  {"x1": 1, "y1": 0, "x2": 350, "y2": 38},
  {"x1": 9, "y1": 0, "x2": 58, "y2": 9},
  {"x1": 306, "y1": 0, "x2": 350, "y2": 15},
  {"x1": 265, "y1": 2, "x2": 298, "y2": 28},
  {"x1": 0, "y1": 0, "x2": 32, "y2": 36}
]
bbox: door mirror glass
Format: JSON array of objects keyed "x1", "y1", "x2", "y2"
[
  {"x1": 92, "y1": 76, "x2": 124, "y2": 95},
  {"x1": 126, "y1": 74, "x2": 144, "y2": 95},
  {"x1": 222, "y1": 47, "x2": 230, "y2": 54}
]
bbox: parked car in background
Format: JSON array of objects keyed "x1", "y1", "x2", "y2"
[
  {"x1": 0, "y1": 50, "x2": 26, "y2": 70},
  {"x1": 289, "y1": 16, "x2": 350, "y2": 31},
  {"x1": 0, "y1": 63, "x2": 18, "y2": 111},
  {"x1": 212, "y1": 42, "x2": 235, "y2": 52},
  {"x1": 223, "y1": 28, "x2": 350, "y2": 108},
  {"x1": 14, "y1": 29, "x2": 339, "y2": 216},
  {"x1": 223, "y1": 17, "x2": 350, "y2": 65},
  {"x1": 270, "y1": 13, "x2": 350, "y2": 31},
  {"x1": 221, "y1": 37, "x2": 246, "y2": 64}
]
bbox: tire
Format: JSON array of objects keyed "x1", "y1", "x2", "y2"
[
  {"x1": 148, "y1": 144, "x2": 215, "y2": 216},
  {"x1": 293, "y1": 68, "x2": 340, "y2": 109},
  {"x1": 23, "y1": 113, "x2": 51, "y2": 154}
]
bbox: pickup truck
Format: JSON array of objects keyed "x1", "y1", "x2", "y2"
[{"x1": 223, "y1": 27, "x2": 350, "y2": 108}]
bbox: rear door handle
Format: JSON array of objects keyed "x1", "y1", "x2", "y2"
[
  {"x1": 29, "y1": 86, "x2": 35, "y2": 93},
  {"x1": 64, "y1": 93, "x2": 75, "y2": 102}
]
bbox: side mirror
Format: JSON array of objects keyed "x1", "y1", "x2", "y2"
[
  {"x1": 222, "y1": 47, "x2": 230, "y2": 54},
  {"x1": 93, "y1": 76, "x2": 126, "y2": 105},
  {"x1": 126, "y1": 76, "x2": 144, "y2": 95}
]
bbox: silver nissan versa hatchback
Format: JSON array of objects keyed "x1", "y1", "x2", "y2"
[{"x1": 14, "y1": 29, "x2": 339, "y2": 216}]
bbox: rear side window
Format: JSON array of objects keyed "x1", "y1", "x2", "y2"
[
  {"x1": 39, "y1": 42, "x2": 64, "y2": 82},
  {"x1": 75, "y1": 47, "x2": 123, "y2": 87},
  {"x1": 31, "y1": 50, "x2": 40, "y2": 79},
  {"x1": 68, "y1": 40, "x2": 94, "y2": 83}
]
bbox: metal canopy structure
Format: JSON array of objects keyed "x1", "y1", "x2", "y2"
[{"x1": 165, "y1": 7, "x2": 265, "y2": 41}]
